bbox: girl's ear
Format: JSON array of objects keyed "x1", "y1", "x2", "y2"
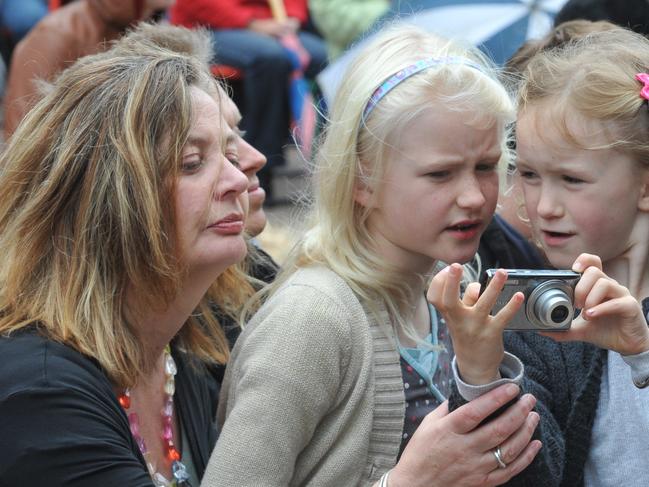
[
  {"x1": 353, "y1": 180, "x2": 374, "y2": 208},
  {"x1": 638, "y1": 170, "x2": 649, "y2": 212},
  {"x1": 353, "y1": 161, "x2": 376, "y2": 207}
]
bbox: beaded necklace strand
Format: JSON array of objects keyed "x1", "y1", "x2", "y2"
[{"x1": 118, "y1": 346, "x2": 191, "y2": 486}]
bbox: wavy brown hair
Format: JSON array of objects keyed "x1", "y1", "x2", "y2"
[{"x1": 0, "y1": 25, "x2": 251, "y2": 387}]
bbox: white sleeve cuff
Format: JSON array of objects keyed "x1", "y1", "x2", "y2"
[
  {"x1": 621, "y1": 348, "x2": 649, "y2": 388},
  {"x1": 453, "y1": 352, "x2": 524, "y2": 401}
]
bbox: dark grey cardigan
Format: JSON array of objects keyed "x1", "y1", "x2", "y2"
[{"x1": 449, "y1": 298, "x2": 649, "y2": 487}]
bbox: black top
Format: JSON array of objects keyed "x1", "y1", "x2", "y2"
[{"x1": 0, "y1": 328, "x2": 219, "y2": 487}]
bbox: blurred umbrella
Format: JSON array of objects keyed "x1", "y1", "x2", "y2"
[{"x1": 317, "y1": 0, "x2": 569, "y2": 105}]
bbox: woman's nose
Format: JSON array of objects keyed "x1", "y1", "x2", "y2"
[{"x1": 238, "y1": 139, "x2": 267, "y2": 176}]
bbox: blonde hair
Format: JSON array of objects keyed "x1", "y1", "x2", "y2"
[
  {"x1": 249, "y1": 26, "x2": 514, "y2": 341},
  {"x1": 518, "y1": 27, "x2": 649, "y2": 165},
  {"x1": 0, "y1": 24, "x2": 251, "y2": 387}
]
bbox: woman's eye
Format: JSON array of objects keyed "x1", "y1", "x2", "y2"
[
  {"x1": 181, "y1": 158, "x2": 203, "y2": 173},
  {"x1": 563, "y1": 175, "x2": 584, "y2": 184},
  {"x1": 427, "y1": 171, "x2": 450, "y2": 179},
  {"x1": 226, "y1": 153, "x2": 240, "y2": 169}
]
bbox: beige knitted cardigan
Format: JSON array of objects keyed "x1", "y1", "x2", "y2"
[{"x1": 201, "y1": 265, "x2": 406, "y2": 486}]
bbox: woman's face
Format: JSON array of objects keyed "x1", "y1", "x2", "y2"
[
  {"x1": 221, "y1": 95, "x2": 268, "y2": 238},
  {"x1": 516, "y1": 104, "x2": 647, "y2": 269},
  {"x1": 174, "y1": 87, "x2": 249, "y2": 276},
  {"x1": 359, "y1": 106, "x2": 501, "y2": 273}
]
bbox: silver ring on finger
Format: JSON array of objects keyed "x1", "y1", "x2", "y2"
[{"x1": 493, "y1": 446, "x2": 507, "y2": 469}]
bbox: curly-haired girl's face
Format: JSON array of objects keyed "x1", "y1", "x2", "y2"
[
  {"x1": 516, "y1": 104, "x2": 648, "y2": 269},
  {"x1": 175, "y1": 87, "x2": 249, "y2": 275}
]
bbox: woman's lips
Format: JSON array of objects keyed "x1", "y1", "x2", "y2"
[
  {"x1": 248, "y1": 179, "x2": 260, "y2": 192},
  {"x1": 208, "y1": 214, "x2": 244, "y2": 235},
  {"x1": 248, "y1": 178, "x2": 266, "y2": 207}
]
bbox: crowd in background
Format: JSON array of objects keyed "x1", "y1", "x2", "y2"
[{"x1": 1, "y1": 0, "x2": 648, "y2": 204}]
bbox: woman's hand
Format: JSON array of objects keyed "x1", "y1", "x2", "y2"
[
  {"x1": 388, "y1": 384, "x2": 541, "y2": 487},
  {"x1": 427, "y1": 264, "x2": 524, "y2": 385},
  {"x1": 541, "y1": 253, "x2": 649, "y2": 355}
]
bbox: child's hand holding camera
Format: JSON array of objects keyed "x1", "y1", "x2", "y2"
[
  {"x1": 541, "y1": 253, "x2": 649, "y2": 356},
  {"x1": 427, "y1": 263, "x2": 524, "y2": 385}
]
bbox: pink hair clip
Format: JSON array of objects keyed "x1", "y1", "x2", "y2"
[{"x1": 635, "y1": 73, "x2": 649, "y2": 101}]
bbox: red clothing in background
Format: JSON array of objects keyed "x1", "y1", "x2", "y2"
[{"x1": 170, "y1": 0, "x2": 309, "y2": 29}]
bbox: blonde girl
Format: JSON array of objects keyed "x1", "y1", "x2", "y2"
[{"x1": 203, "y1": 26, "x2": 541, "y2": 487}]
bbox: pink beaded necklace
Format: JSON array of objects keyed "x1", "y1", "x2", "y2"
[{"x1": 118, "y1": 346, "x2": 191, "y2": 486}]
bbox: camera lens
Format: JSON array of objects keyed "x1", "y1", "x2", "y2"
[
  {"x1": 551, "y1": 305, "x2": 569, "y2": 323},
  {"x1": 527, "y1": 280, "x2": 575, "y2": 329}
]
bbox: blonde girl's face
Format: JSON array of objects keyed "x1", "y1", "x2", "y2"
[
  {"x1": 174, "y1": 87, "x2": 250, "y2": 276},
  {"x1": 358, "y1": 105, "x2": 501, "y2": 274},
  {"x1": 516, "y1": 104, "x2": 648, "y2": 269}
]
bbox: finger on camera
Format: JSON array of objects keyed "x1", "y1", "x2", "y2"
[
  {"x1": 584, "y1": 295, "x2": 640, "y2": 321},
  {"x1": 474, "y1": 393, "x2": 536, "y2": 449},
  {"x1": 572, "y1": 253, "x2": 602, "y2": 273},
  {"x1": 574, "y1": 266, "x2": 608, "y2": 308},
  {"x1": 582, "y1": 278, "x2": 627, "y2": 313},
  {"x1": 493, "y1": 291, "x2": 524, "y2": 326},
  {"x1": 448, "y1": 383, "x2": 520, "y2": 434},
  {"x1": 476, "y1": 269, "x2": 508, "y2": 312},
  {"x1": 486, "y1": 440, "x2": 542, "y2": 486}
]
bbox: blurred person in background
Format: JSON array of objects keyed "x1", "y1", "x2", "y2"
[
  {"x1": 309, "y1": 0, "x2": 389, "y2": 60},
  {"x1": 170, "y1": 0, "x2": 327, "y2": 201},
  {"x1": 3, "y1": 0, "x2": 173, "y2": 139},
  {"x1": 554, "y1": 0, "x2": 649, "y2": 36},
  {"x1": 0, "y1": 0, "x2": 48, "y2": 45}
]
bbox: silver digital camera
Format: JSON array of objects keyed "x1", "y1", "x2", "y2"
[{"x1": 480, "y1": 269, "x2": 581, "y2": 331}]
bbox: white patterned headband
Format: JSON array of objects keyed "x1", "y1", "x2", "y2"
[{"x1": 362, "y1": 57, "x2": 487, "y2": 120}]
